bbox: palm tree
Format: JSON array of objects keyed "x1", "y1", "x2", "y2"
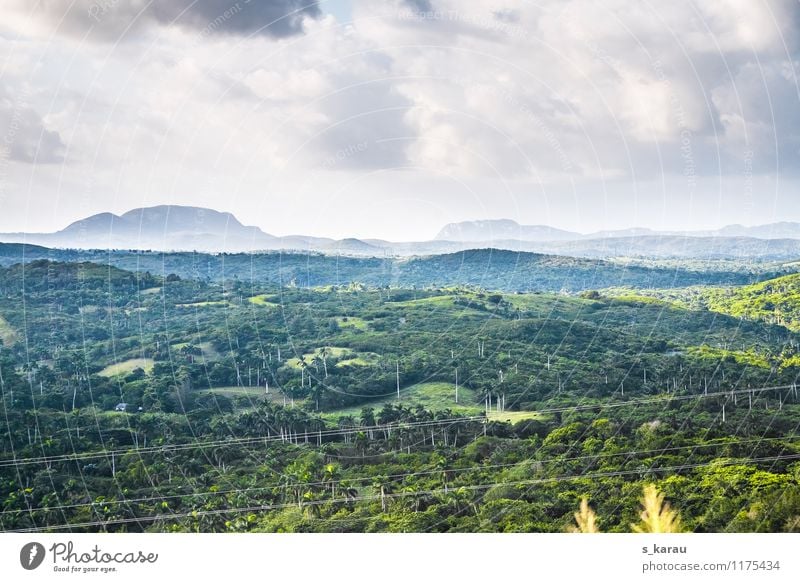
[
  {"x1": 354, "y1": 431, "x2": 368, "y2": 457},
  {"x1": 322, "y1": 463, "x2": 340, "y2": 498},
  {"x1": 309, "y1": 381, "x2": 326, "y2": 412},
  {"x1": 442, "y1": 487, "x2": 477, "y2": 516},
  {"x1": 433, "y1": 453, "x2": 451, "y2": 494},
  {"x1": 319, "y1": 347, "x2": 329, "y2": 378},
  {"x1": 359, "y1": 407, "x2": 376, "y2": 441},
  {"x1": 338, "y1": 415, "x2": 356, "y2": 444},
  {"x1": 401, "y1": 478, "x2": 430, "y2": 513},
  {"x1": 372, "y1": 476, "x2": 392, "y2": 513}
]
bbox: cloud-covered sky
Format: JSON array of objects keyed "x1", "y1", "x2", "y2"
[{"x1": 0, "y1": 0, "x2": 798, "y2": 240}]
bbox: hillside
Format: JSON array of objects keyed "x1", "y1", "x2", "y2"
[
  {"x1": 1, "y1": 261, "x2": 799, "y2": 533},
  {"x1": 703, "y1": 273, "x2": 800, "y2": 332},
  {"x1": 608, "y1": 273, "x2": 800, "y2": 334},
  {"x1": 0, "y1": 245, "x2": 774, "y2": 293},
  {"x1": 398, "y1": 249, "x2": 756, "y2": 290},
  {"x1": 0, "y1": 260, "x2": 159, "y2": 292}
]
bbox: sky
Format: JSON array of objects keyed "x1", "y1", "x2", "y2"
[{"x1": 0, "y1": 0, "x2": 798, "y2": 241}]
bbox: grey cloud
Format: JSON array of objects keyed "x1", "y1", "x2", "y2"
[
  {"x1": 493, "y1": 9, "x2": 520, "y2": 24},
  {"x1": 149, "y1": 0, "x2": 322, "y2": 37},
  {"x1": 23, "y1": 0, "x2": 321, "y2": 41},
  {"x1": 403, "y1": 0, "x2": 433, "y2": 12},
  {"x1": 378, "y1": 0, "x2": 800, "y2": 180},
  {"x1": 0, "y1": 96, "x2": 65, "y2": 164},
  {"x1": 313, "y1": 80, "x2": 413, "y2": 170}
]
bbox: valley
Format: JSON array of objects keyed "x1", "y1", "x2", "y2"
[{"x1": 1, "y1": 246, "x2": 799, "y2": 532}]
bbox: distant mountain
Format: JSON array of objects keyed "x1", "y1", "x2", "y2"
[
  {"x1": 2, "y1": 207, "x2": 800, "y2": 260},
  {"x1": 437, "y1": 219, "x2": 800, "y2": 242},
  {"x1": 435, "y1": 219, "x2": 580, "y2": 242},
  {"x1": 534, "y1": 235, "x2": 800, "y2": 260},
  {"x1": 715, "y1": 222, "x2": 800, "y2": 239},
  {"x1": 0, "y1": 206, "x2": 276, "y2": 252},
  {"x1": 587, "y1": 227, "x2": 660, "y2": 238},
  {"x1": 324, "y1": 238, "x2": 387, "y2": 255}
]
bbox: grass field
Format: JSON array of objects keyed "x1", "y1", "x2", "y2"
[
  {"x1": 199, "y1": 386, "x2": 266, "y2": 397},
  {"x1": 198, "y1": 386, "x2": 306, "y2": 408},
  {"x1": 486, "y1": 410, "x2": 544, "y2": 423},
  {"x1": 176, "y1": 300, "x2": 228, "y2": 308},
  {"x1": 0, "y1": 315, "x2": 17, "y2": 346},
  {"x1": 335, "y1": 352, "x2": 380, "y2": 368},
  {"x1": 335, "y1": 316, "x2": 368, "y2": 330},
  {"x1": 284, "y1": 347, "x2": 354, "y2": 370},
  {"x1": 206, "y1": 382, "x2": 543, "y2": 424},
  {"x1": 248, "y1": 294, "x2": 280, "y2": 307},
  {"x1": 388, "y1": 295, "x2": 457, "y2": 308},
  {"x1": 98, "y1": 358, "x2": 154, "y2": 377},
  {"x1": 324, "y1": 381, "x2": 482, "y2": 419}
]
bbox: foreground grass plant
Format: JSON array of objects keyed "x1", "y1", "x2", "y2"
[{"x1": 570, "y1": 485, "x2": 682, "y2": 533}]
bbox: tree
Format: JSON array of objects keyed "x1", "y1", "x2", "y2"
[
  {"x1": 322, "y1": 463, "x2": 340, "y2": 498},
  {"x1": 354, "y1": 431, "x2": 368, "y2": 457}
]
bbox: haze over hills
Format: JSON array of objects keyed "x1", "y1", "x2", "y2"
[
  {"x1": 435, "y1": 218, "x2": 800, "y2": 241},
  {"x1": 2, "y1": 206, "x2": 800, "y2": 260},
  {"x1": 435, "y1": 219, "x2": 580, "y2": 242}
]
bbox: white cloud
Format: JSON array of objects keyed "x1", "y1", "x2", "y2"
[{"x1": 0, "y1": 0, "x2": 798, "y2": 235}]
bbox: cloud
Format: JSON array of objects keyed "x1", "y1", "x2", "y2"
[
  {"x1": 404, "y1": 0, "x2": 434, "y2": 12},
  {"x1": 8, "y1": 0, "x2": 321, "y2": 41},
  {"x1": 2, "y1": 0, "x2": 800, "y2": 236},
  {"x1": 0, "y1": 91, "x2": 65, "y2": 164},
  {"x1": 313, "y1": 79, "x2": 413, "y2": 170},
  {"x1": 350, "y1": 0, "x2": 800, "y2": 179}
]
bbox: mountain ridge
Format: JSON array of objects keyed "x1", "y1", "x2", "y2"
[
  {"x1": 2, "y1": 206, "x2": 800, "y2": 259},
  {"x1": 435, "y1": 218, "x2": 800, "y2": 242}
]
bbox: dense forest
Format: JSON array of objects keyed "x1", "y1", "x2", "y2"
[
  {"x1": 1, "y1": 250, "x2": 799, "y2": 532},
  {"x1": 0, "y1": 244, "x2": 791, "y2": 292}
]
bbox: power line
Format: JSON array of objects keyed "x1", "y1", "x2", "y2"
[
  {"x1": 10, "y1": 452, "x2": 800, "y2": 533},
  {"x1": 2, "y1": 383, "x2": 796, "y2": 469},
  {"x1": 4, "y1": 433, "x2": 798, "y2": 518},
  {"x1": 0, "y1": 416, "x2": 483, "y2": 468}
]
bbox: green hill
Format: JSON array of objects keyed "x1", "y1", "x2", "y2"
[
  {"x1": 0, "y1": 244, "x2": 771, "y2": 293},
  {"x1": 0, "y1": 259, "x2": 159, "y2": 291},
  {"x1": 703, "y1": 273, "x2": 800, "y2": 331}
]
